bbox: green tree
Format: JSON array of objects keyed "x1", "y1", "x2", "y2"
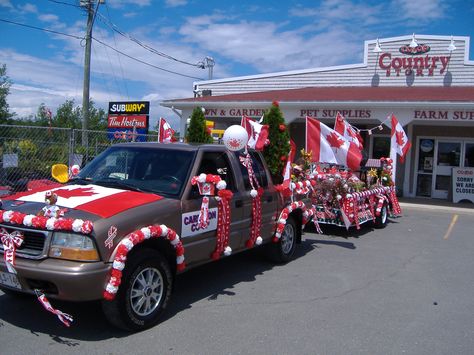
[
  {"x1": 88, "y1": 101, "x2": 107, "y2": 130},
  {"x1": 0, "y1": 63, "x2": 13, "y2": 123},
  {"x1": 262, "y1": 101, "x2": 290, "y2": 184},
  {"x1": 186, "y1": 107, "x2": 213, "y2": 143},
  {"x1": 55, "y1": 99, "x2": 82, "y2": 128}
]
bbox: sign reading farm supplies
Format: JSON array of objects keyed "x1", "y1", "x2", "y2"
[{"x1": 452, "y1": 168, "x2": 474, "y2": 203}]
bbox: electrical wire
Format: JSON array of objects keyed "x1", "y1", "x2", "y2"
[
  {"x1": 0, "y1": 18, "x2": 205, "y2": 80},
  {"x1": 0, "y1": 18, "x2": 83, "y2": 39},
  {"x1": 105, "y1": 2, "x2": 129, "y2": 99},
  {"x1": 92, "y1": 36, "x2": 205, "y2": 80},
  {"x1": 95, "y1": 12, "x2": 205, "y2": 68},
  {"x1": 45, "y1": 0, "x2": 83, "y2": 9}
]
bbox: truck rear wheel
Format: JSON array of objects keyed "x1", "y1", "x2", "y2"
[
  {"x1": 373, "y1": 203, "x2": 388, "y2": 229},
  {"x1": 266, "y1": 216, "x2": 298, "y2": 263},
  {"x1": 102, "y1": 249, "x2": 173, "y2": 331}
]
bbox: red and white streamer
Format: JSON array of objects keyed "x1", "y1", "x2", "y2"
[
  {"x1": 0, "y1": 209, "x2": 93, "y2": 234},
  {"x1": 35, "y1": 289, "x2": 73, "y2": 327},
  {"x1": 239, "y1": 154, "x2": 264, "y2": 248},
  {"x1": 212, "y1": 187, "x2": 233, "y2": 260},
  {"x1": 0, "y1": 227, "x2": 24, "y2": 273},
  {"x1": 104, "y1": 224, "x2": 185, "y2": 300}
]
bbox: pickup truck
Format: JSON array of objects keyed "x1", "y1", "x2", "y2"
[{"x1": 0, "y1": 143, "x2": 308, "y2": 330}]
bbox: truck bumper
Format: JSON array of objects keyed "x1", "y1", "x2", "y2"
[{"x1": 0, "y1": 258, "x2": 111, "y2": 301}]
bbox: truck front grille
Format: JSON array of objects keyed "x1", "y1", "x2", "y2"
[{"x1": 0, "y1": 224, "x2": 49, "y2": 259}]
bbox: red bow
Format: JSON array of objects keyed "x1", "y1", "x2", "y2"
[{"x1": 0, "y1": 228, "x2": 24, "y2": 273}]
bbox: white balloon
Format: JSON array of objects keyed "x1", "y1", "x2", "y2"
[{"x1": 222, "y1": 125, "x2": 248, "y2": 151}]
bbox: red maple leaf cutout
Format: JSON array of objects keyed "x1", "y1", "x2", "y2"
[
  {"x1": 326, "y1": 132, "x2": 344, "y2": 149},
  {"x1": 396, "y1": 130, "x2": 405, "y2": 146},
  {"x1": 228, "y1": 138, "x2": 241, "y2": 149},
  {"x1": 55, "y1": 187, "x2": 97, "y2": 199}
]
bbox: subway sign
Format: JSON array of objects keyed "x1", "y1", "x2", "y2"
[
  {"x1": 108, "y1": 101, "x2": 149, "y2": 115},
  {"x1": 108, "y1": 101, "x2": 150, "y2": 142}
]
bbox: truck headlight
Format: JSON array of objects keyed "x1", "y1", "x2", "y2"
[{"x1": 49, "y1": 232, "x2": 100, "y2": 261}]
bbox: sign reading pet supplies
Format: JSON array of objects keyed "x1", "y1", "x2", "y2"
[
  {"x1": 107, "y1": 101, "x2": 150, "y2": 142},
  {"x1": 452, "y1": 167, "x2": 474, "y2": 203}
]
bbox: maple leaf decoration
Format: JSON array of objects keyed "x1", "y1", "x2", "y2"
[
  {"x1": 228, "y1": 138, "x2": 242, "y2": 149},
  {"x1": 396, "y1": 130, "x2": 405, "y2": 146},
  {"x1": 326, "y1": 132, "x2": 344, "y2": 149},
  {"x1": 55, "y1": 187, "x2": 97, "y2": 199}
]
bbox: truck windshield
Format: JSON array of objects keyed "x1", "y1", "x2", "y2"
[{"x1": 75, "y1": 146, "x2": 195, "y2": 198}]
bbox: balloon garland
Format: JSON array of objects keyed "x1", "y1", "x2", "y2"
[{"x1": 104, "y1": 224, "x2": 185, "y2": 301}]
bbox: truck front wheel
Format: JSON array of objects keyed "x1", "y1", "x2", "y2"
[
  {"x1": 266, "y1": 216, "x2": 298, "y2": 263},
  {"x1": 102, "y1": 249, "x2": 173, "y2": 331}
]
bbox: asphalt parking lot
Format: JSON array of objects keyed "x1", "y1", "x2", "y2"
[{"x1": 1, "y1": 202, "x2": 474, "y2": 354}]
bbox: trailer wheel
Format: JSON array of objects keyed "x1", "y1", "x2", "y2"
[
  {"x1": 373, "y1": 203, "x2": 388, "y2": 229},
  {"x1": 102, "y1": 248, "x2": 173, "y2": 331},
  {"x1": 266, "y1": 216, "x2": 298, "y2": 263}
]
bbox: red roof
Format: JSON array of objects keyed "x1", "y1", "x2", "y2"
[{"x1": 168, "y1": 86, "x2": 474, "y2": 103}]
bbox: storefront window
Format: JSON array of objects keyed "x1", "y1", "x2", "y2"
[
  {"x1": 418, "y1": 139, "x2": 434, "y2": 172},
  {"x1": 465, "y1": 143, "x2": 474, "y2": 167},
  {"x1": 437, "y1": 142, "x2": 460, "y2": 166},
  {"x1": 372, "y1": 136, "x2": 390, "y2": 159}
]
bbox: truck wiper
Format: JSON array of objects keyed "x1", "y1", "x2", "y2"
[{"x1": 94, "y1": 178, "x2": 149, "y2": 193}]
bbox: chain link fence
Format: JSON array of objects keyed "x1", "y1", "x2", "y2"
[{"x1": 0, "y1": 124, "x2": 160, "y2": 197}]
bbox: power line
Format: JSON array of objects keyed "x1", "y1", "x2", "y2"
[
  {"x1": 0, "y1": 18, "x2": 83, "y2": 39},
  {"x1": 45, "y1": 0, "x2": 83, "y2": 9},
  {"x1": 95, "y1": 12, "x2": 205, "y2": 68},
  {"x1": 92, "y1": 36, "x2": 205, "y2": 80},
  {"x1": 0, "y1": 17, "x2": 205, "y2": 80}
]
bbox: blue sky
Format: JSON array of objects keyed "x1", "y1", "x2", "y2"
[{"x1": 1, "y1": 0, "x2": 473, "y2": 130}]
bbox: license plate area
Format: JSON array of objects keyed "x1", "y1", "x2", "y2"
[{"x1": 0, "y1": 271, "x2": 22, "y2": 290}]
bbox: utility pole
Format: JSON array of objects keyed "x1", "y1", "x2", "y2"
[{"x1": 80, "y1": 0, "x2": 102, "y2": 145}]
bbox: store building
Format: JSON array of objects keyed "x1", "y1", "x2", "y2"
[{"x1": 161, "y1": 34, "x2": 474, "y2": 200}]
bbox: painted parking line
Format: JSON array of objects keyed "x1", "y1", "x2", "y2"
[{"x1": 443, "y1": 214, "x2": 459, "y2": 240}]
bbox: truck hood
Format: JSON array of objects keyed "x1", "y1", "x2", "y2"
[{"x1": 2, "y1": 184, "x2": 164, "y2": 220}]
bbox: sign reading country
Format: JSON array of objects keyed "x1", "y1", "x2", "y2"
[{"x1": 108, "y1": 101, "x2": 150, "y2": 115}]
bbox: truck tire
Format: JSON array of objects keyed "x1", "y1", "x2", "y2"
[
  {"x1": 102, "y1": 249, "x2": 173, "y2": 331},
  {"x1": 266, "y1": 216, "x2": 298, "y2": 263},
  {"x1": 373, "y1": 203, "x2": 388, "y2": 229}
]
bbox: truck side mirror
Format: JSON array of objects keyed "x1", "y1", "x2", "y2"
[{"x1": 52, "y1": 164, "x2": 69, "y2": 183}]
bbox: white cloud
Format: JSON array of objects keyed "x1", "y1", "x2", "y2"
[
  {"x1": 19, "y1": 3, "x2": 37, "y2": 13},
  {"x1": 38, "y1": 14, "x2": 60, "y2": 23},
  {"x1": 393, "y1": 0, "x2": 446, "y2": 21},
  {"x1": 178, "y1": 15, "x2": 362, "y2": 73},
  {"x1": 106, "y1": 0, "x2": 151, "y2": 9},
  {"x1": 0, "y1": 0, "x2": 13, "y2": 9},
  {"x1": 165, "y1": 0, "x2": 187, "y2": 7}
]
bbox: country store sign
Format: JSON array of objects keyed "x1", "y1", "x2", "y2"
[{"x1": 378, "y1": 42, "x2": 450, "y2": 77}]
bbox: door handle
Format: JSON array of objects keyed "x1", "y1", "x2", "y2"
[{"x1": 235, "y1": 199, "x2": 243, "y2": 208}]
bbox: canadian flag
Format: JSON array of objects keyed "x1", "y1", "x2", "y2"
[
  {"x1": 306, "y1": 116, "x2": 362, "y2": 171},
  {"x1": 241, "y1": 115, "x2": 269, "y2": 151},
  {"x1": 282, "y1": 139, "x2": 297, "y2": 182},
  {"x1": 390, "y1": 114, "x2": 411, "y2": 162},
  {"x1": 158, "y1": 117, "x2": 176, "y2": 143},
  {"x1": 334, "y1": 112, "x2": 364, "y2": 150}
]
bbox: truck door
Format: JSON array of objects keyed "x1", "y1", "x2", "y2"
[
  {"x1": 234, "y1": 151, "x2": 279, "y2": 246},
  {"x1": 180, "y1": 151, "x2": 245, "y2": 266}
]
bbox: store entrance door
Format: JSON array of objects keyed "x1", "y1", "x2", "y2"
[{"x1": 432, "y1": 141, "x2": 461, "y2": 199}]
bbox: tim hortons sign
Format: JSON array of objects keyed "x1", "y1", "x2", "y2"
[{"x1": 378, "y1": 42, "x2": 450, "y2": 77}]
